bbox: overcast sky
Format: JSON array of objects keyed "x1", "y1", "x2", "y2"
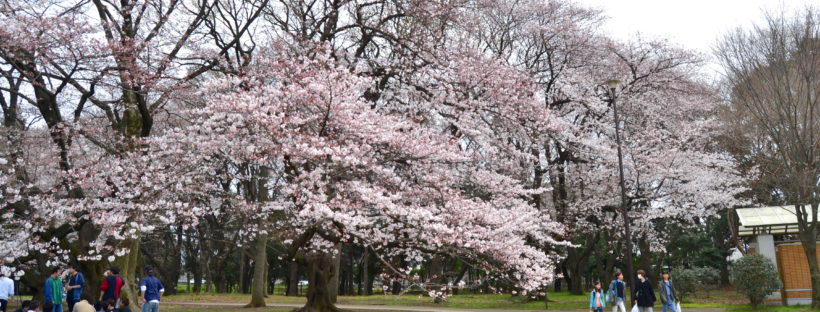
[{"x1": 576, "y1": 0, "x2": 817, "y2": 75}]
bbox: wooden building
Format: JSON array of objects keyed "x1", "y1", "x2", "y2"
[{"x1": 737, "y1": 206, "x2": 817, "y2": 305}]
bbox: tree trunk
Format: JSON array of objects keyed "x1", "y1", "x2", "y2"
[
  {"x1": 342, "y1": 260, "x2": 353, "y2": 296},
  {"x1": 567, "y1": 234, "x2": 598, "y2": 295},
  {"x1": 239, "y1": 252, "x2": 249, "y2": 294},
  {"x1": 356, "y1": 256, "x2": 363, "y2": 296},
  {"x1": 391, "y1": 280, "x2": 402, "y2": 295},
  {"x1": 569, "y1": 259, "x2": 584, "y2": 295},
  {"x1": 639, "y1": 235, "x2": 654, "y2": 282},
  {"x1": 287, "y1": 261, "x2": 300, "y2": 296},
  {"x1": 365, "y1": 263, "x2": 374, "y2": 296},
  {"x1": 328, "y1": 243, "x2": 342, "y2": 302},
  {"x1": 213, "y1": 265, "x2": 227, "y2": 293},
  {"x1": 594, "y1": 241, "x2": 604, "y2": 285},
  {"x1": 264, "y1": 257, "x2": 270, "y2": 296},
  {"x1": 80, "y1": 261, "x2": 107, "y2": 300},
  {"x1": 246, "y1": 235, "x2": 268, "y2": 307},
  {"x1": 193, "y1": 256, "x2": 203, "y2": 293},
  {"x1": 113, "y1": 238, "x2": 140, "y2": 311},
  {"x1": 558, "y1": 265, "x2": 569, "y2": 292},
  {"x1": 451, "y1": 266, "x2": 468, "y2": 295},
  {"x1": 798, "y1": 221, "x2": 820, "y2": 309},
  {"x1": 203, "y1": 251, "x2": 213, "y2": 293},
  {"x1": 339, "y1": 267, "x2": 347, "y2": 296},
  {"x1": 603, "y1": 239, "x2": 620, "y2": 287},
  {"x1": 359, "y1": 248, "x2": 369, "y2": 295},
  {"x1": 295, "y1": 253, "x2": 348, "y2": 312}
]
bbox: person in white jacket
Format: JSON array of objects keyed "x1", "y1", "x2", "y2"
[{"x1": 0, "y1": 273, "x2": 15, "y2": 312}]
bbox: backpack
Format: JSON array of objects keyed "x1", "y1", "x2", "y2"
[{"x1": 608, "y1": 280, "x2": 618, "y2": 304}]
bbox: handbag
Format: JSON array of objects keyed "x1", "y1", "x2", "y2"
[
  {"x1": 676, "y1": 302, "x2": 683, "y2": 312},
  {"x1": 631, "y1": 304, "x2": 639, "y2": 312}
]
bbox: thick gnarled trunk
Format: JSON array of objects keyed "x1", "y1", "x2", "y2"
[
  {"x1": 113, "y1": 239, "x2": 140, "y2": 311},
  {"x1": 296, "y1": 253, "x2": 348, "y2": 312}
]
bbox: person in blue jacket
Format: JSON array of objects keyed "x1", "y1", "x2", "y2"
[
  {"x1": 609, "y1": 272, "x2": 626, "y2": 312},
  {"x1": 589, "y1": 280, "x2": 606, "y2": 312},
  {"x1": 139, "y1": 266, "x2": 165, "y2": 312},
  {"x1": 65, "y1": 265, "x2": 85, "y2": 312}
]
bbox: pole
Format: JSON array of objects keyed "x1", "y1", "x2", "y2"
[
  {"x1": 544, "y1": 285, "x2": 549, "y2": 310},
  {"x1": 610, "y1": 87, "x2": 636, "y2": 305}
]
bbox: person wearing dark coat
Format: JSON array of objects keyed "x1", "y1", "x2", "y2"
[{"x1": 634, "y1": 269, "x2": 656, "y2": 312}]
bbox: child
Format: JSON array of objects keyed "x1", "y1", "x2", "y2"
[
  {"x1": 116, "y1": 298, "x2": 131, "y2": 312},
  {"x1": 14, "y1": 300, "x2": 30, "y2": 312},
  {"x1": 26, "y1": 301, "x2": 39, "y2": 312},
  {"x1": 105, "y1": 299, "x2": 116, "y2": 311},
  {"x1": 589, "y1": 280, "x2": 607, "y2": 312}
]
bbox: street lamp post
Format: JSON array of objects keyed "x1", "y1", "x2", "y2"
[{"x1": 603, "y1": 79, "x2": 636, "y2": 304}]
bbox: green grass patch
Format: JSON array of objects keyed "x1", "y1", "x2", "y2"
[
  {"x1": 167, "y1": 292, "x2": 586, "y2": 310},
  {"x1": 724, "y1": 305, "x2": 813, "y2": 312},
  {"x1": 163, "y1": 288, "x2": 799, "y2": 311}
]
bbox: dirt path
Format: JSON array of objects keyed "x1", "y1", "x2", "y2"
[{"x1": 165, "y1": 301, "x2": 727, "y2": 312}]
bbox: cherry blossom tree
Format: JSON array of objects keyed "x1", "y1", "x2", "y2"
[
  {"x1": 0, "y1": 0, "x2": 751, "y2": 309},
  {"x1": 0, "y1": 0, "x2": 267, "y2": 305},
  {"x1": 152, "y1": 45, "x2": 566, "y2": 311},
  {"x1": 460, "y1": 0, "x2": 748, "y2": 294}
]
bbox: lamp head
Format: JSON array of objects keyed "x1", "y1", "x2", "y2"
[{"x1": 604, "y1": 79, "x2": 620, "y2": 89}]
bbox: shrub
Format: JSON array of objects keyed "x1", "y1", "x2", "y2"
[
  {"x1": 696, "y1": 267, "x2": 721, "y2": 298},
  {"x1": 731, "y1": 254, "x2": 782, "y2": 308},
  {"x1": 670, "y1": 267, "x2": 699, "y2": 300}
]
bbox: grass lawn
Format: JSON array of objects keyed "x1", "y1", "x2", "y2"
[
  {"x1": 162, "y1": 287, "x2": 812, "y2": 311},
  {"x1": 724, "y1": 306, "x2": 814, "y2": 312},
  {"x1": 167, "y1": 291, "x2": 580, "y2": 310}
]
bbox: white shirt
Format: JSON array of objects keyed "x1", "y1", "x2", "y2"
[
  {"x1": 0, "y1": 277, "x2": 14, "y2": 300},
  {"x1": 140, "y1": 285, "x2": 163, "y2": 303}
]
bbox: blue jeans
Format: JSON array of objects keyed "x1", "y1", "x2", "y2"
[
  {"x1": 592, "y1": 307, "x2": 604, "y2": 312},
  {"x1": 142, "y1": 302, "x2": 160, "y2": 312},
  {"x1": 662, "y1": 302, "x2": 676, "y2": 312},
  {"x1": 51, "y1": 304, "x2": 63, "y2": 312}
]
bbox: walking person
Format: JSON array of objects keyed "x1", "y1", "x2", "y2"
[
  {"x1": 99, "y1": 267, "x2": 124, "y2": 308},
  {"x1": 659, "y1": 271, "x2": 679, "y2": 312},
  {"x1": 609, "y1": 272, "x2": 626, "y2": 312},
  {"x1": 43, "y1": 267, "x2": 64, "y2": 312},
  {"x1": 65, "y1": 265, "x2": 85, "y2": 312},
  {"x1": 138, "y1": 266, "x2": 164, "y2": 312},
  {"x1": 633, "y1": 269, "x2": 656, "y2": 312},
  {"x1": 589, "y1": 281, "x2": 606, "y2": 312},
  {"x1": 0, "y1": 273, "x2": 14, "y2": 312}
]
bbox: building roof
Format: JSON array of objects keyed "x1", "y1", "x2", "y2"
[{"x1": 736, "y1": 205, "x2": 816, "y2": 236}]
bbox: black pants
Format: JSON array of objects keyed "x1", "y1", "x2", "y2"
[
  {"x1": 67, "y1": 298, "x2": 76, "y2": 312},
  {"x1": 0, "y1": 298, "x2": 8, "y2": 312}
]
